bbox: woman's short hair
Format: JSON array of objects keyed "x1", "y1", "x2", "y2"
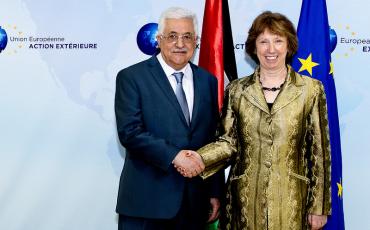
[
  {"x1": 245, "y1": 11, "x2": 298, "y2": 64},
  {"x1": 158, "y1": 7, "x2": 198, "y2": 36}
]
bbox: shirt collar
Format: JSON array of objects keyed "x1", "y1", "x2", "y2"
[{"x1": 157, "y1": 53, "x2": 190, "y2": 77}]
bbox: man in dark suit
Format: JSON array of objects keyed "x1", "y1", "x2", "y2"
[{"x1": 114, "y1": 7, "x2": 224, "y2": 230}]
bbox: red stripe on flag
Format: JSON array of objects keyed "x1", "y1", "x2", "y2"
[{"x1": 199, "y1": 0, "x2": 224, "y2": 110}]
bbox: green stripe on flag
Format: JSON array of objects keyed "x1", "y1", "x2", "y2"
[{"x1": 206, "y1": 220, "x2": 219, "y2": 230}]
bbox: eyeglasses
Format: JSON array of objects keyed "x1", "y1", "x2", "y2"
[{"x1": 159, "y1": 33, "x2": 197, "y2": 43}]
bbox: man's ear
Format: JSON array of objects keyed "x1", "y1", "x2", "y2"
[{"x1": 156, "y1": 36, "x2": 161, "y2": 48}]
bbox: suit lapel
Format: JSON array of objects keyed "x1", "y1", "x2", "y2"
[
  {"x1": 148, "y1": 56, "x2": 190, "y2": 127},
  {"x1": 242, "y1": 71, "x2": 270, "y2": 114},
  {"x1": 241, "y1": 66, "x2": 305, "y2": 115},
  {"x1": 190, "y1": 63, "x2": 201, "y2": 128},
  {"x1": 270, "y1": 67, "x2": 304, "y2": 114}
]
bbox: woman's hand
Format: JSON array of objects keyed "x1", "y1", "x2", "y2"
[{"x1": 308, "y1": 214, "x2": 327, "y2": 230}]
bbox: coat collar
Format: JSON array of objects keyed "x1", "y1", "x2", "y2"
[
  {"x1": 242, "y1": 65, "x2": 305, "y2": 115},
  {"x1": 147, "y1": 56, "x2": 201, "y2": 128},
  {"x1": 189, "y1": 63, "x2": 202, "y2": 129}
]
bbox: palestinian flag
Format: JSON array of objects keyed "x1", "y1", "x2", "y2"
[{"x1": 199, "y1": 0, "x2": 238, "y2": 110}]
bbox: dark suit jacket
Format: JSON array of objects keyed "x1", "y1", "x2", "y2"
[{"x1": 115, "y1": 56, "x2": 224, "y2": 219}]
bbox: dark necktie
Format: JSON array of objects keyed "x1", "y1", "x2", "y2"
[{"x1": 172, "y1": 72, "x2": 190, "y2": 125}]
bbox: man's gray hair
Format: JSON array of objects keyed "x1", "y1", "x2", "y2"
[{"x1": 158, "y1": 7, "x2": 198, "y2": 35}]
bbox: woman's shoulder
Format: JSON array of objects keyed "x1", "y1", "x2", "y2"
[
  {"x1": 295, "y1": 71, "x2": 323, "y2": 87},
  {"x1": 293, "y1": 71, "x2": 325, "y2": 96},
  {"x1": 226, "y1": 74, "x2": 254, "y2": 91}
]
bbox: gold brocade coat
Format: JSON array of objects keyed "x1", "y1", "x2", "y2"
[{"x1": 199, "y1": 66, "x2": 331, "y2": 230}]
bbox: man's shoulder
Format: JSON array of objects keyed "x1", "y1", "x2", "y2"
[
  {"x1": 191, "y1": 63, "x2": 211, "y2": 75},
  {"x1": 118, "y1": 56, "x2": 155, "y2": 76},
  {"x1": 190, "y1": 63, "x2": 217, "y2": 82}
]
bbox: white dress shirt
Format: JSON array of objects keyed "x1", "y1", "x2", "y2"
[{"x1": 157, "y1": 54, "x2": 194, "y2": 119}]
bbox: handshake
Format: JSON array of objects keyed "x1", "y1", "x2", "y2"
[{"x1": 172, "y1": 150, "x2": 205, "y2": 178}]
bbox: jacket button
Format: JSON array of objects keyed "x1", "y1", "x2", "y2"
[
  {"x1": 266, "y1": 139, "x2": 273, "y2": 145},
  {"x1": 266, "y1": 117, "x2": 272, "y2": 124},
  {"x1": 264, "y1": 161, "x2": 272, "y2": 168}
]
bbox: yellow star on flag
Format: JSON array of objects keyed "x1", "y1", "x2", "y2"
[
  {"x1": 298, "y1": 53, "x2": 319, "y2": 76},
  {"x1": 329, "y1": 61, "x2": 334, "y2": 75},
  {"x1": 337, "y1": 179, "x2": 343, "y2": 198}
]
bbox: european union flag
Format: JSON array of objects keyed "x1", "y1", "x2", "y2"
[{"x1": 291, "y1": 0, "x2": 345, "y2": 229}]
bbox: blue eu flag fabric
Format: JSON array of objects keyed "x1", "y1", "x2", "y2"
[{"x1": 291, "y1": 0, "x2": 345, "y2": 229}]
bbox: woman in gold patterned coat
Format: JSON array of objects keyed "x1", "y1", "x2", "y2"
[{"x1": 178, "y1": 11, "x2": 332, "y2": 230}]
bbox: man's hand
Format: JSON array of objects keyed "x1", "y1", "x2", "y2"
[
  {"x1": 207, "y1": 198, "x2": 220, "y2": 222},
  {"x1": 172, "y1": 150, "x2": 205, "y2": 178},
  {"x1": 308, "y1": 214, "x2": 327, "y2": 230}
]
